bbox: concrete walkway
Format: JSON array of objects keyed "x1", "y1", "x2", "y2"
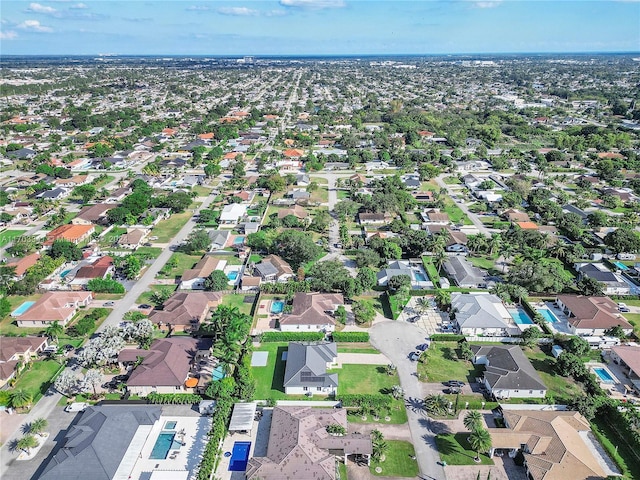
[{"x1": 337, "y1": 352, "x2": 390, "y2": 366}]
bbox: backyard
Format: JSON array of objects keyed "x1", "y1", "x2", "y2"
[
  {"x1": 435, "y1": 433, "x2": 494, "y2": 465},
  {"x1": 369, "y1": 440, "x2": 419, "y2": 477},
  {"x1": 11, "y1": 359, "x2": 64, "y2": 405},
  {"x1": 151, "y1": 212, "x2": 191, "y2": 242},
  {"x1": 522, "y1": 346, "x2": 585, "y2": 403},
  {"x1": 220, "y1": 292, "x2": 255, "y2": 316}
]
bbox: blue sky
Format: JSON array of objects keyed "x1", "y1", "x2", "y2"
[{"x1": 1, "y1": 1, "x2": 639, "y2": 55}]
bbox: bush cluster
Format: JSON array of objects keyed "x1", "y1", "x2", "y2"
[
  {"x1": 331, "y1": 332, "x2": 369, "y2": 342},
  {"x1": 260, "y1": 332, "x2": 325, "y2": 342}
]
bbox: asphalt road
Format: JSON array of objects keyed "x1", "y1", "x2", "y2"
[{"x1": 369, "y1": 320, "x2": 447, "y2": 480}]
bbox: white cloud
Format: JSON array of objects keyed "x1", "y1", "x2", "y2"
[
  {"x1": 187, "y1": 5, "x2": 210, "y2": 11},
  {"x1": 27, "y1": 2, "x2": 57, "y2": 13},
  {"x1": 217, "y1": 6, "x2": 259, "y2": 16},
  {"x1": 473, "y1": 1, "x2": 502, "y2": 8},
  {"x1": 0, "y1": 30, "x2": 18, "y2": 40},
  {"x1": 17, "y1": 19, "x2": 53, "y2": 32},
  {"x1": 70, "y1": 2, "x2": 88, "y2": 8},
  {"x1": 279, "y1": 0, "x2": 346, "y2": 8},
  {"x1": 266, "y1": 9, "x2": 287, "y2": 16}
]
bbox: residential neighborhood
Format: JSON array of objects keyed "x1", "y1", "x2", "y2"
[{"x1": 0, "y1": 53, "x2": 639, "y2": 480}]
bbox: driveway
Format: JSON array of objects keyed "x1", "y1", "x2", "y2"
[{"x1": 369, "y1": 320, "x2": 446, "y2": 480}]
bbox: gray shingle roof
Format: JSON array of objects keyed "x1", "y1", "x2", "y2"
[
  {"x1": 283, "y1": 342, "x2": 338, "y2": 389},
  {"x1": 472, "y1": 345, "x2": 546, "y2": 392}
]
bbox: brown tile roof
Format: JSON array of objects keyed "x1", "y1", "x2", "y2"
[
  {"x1": 247, "y1": 406, "x2": 371, "y2": 480},
  {"x1": 120, "y1": 337, "x2": 213, "y2": 387},
  {"x1": 0, "y1": 336, "x2": 48, "y2": 362},
  {"x1": 277, "y1": 205, "x2": 308, "y2": 219},
  {"x1": 17, "y1": 291, "x2": 92, "y2": 323},
  {"x1": 0, "y1": 361, "x2": 18, "y2": 381},
  {"x1": 503, "y1": 209, "x2": 531, "y2": 222},
  {"x1": 489, "y1": 410, "x2": 606, "y2": 480},
  {"x1": 181, "y1": 256, "x2": 224, "y2": 281},
  {"x1": 260, "y1": 254, "x2": 293, "y2": 277},
  {"x1": 117, "y1": 229, "x2": 146, "y2": 246},
  {"x1": 45, "y1": 224, "x2": 94, "y2": 245},
  {"x1": 148, "y1": 292, "x2": 223, "y2": 327},
  {"x1": 557, "y1": 295, "x2": 632, "y2": 330},
  {"x1": 74, "y1": 256, "x2": 114, "y2": 280},
  {"x1": 516, "y1": 221, "x2": 539, "y2": 230},
  {"x1": 279, "y1": 293, "x2": 343, "y2": 327},
  {"x1": 74, "y1": 203, "x2": 114, "y2": 223},
  {"x1": 611, "y1": 345, "x2": 640, "y2": 377},
  {"x1": 6, "y1": 252, "x2": 40, "y2": 277},
  {"x1": 283, "y1": 149, "x2": 305, "y2": 158}
]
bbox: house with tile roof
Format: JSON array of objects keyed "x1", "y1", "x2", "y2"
[
  {"x1": 279, "y1": 292, "x2": 343, "y2": 333},
  {"x1": 69, "y1": 256, "x2": 114, "y2": 287},
  {"x1": 471, "y1": 345, "x2": 547, "y2": 399},
  {"x1": 180, "y1": 256, "x2": 226, "y2": 290},
  {"x1": 488, "y1": 409, "x2": 608, "y2": 480},
  {"x1": 0, "y1": 336, "x2": 49, "y2": 387},
  {"x1": 148, "y1": 291, "x2": 223, "y2": 332},
  {"x1": 117, "y1": 228, "x2": 148, "y2": 249},
  {"x1": 253, "y1": 254, "x2": 294, "y2": 283},
  {"x1": 246, "y1": 406, "x2": 372, "y2": 480},
  {"x1": 6, "y1": 252, "x2": 40, "y2": 279},
  {"x1": 574, "y1": 262, "x2": 630, "y2": 295},
  {"x1": 283, "y1": 342, "x2": 338, "y2": 395},
  {"x1": 72, "y1": 203, "x2": 114, "y2": 225},
  {"x1": 556, "y1": 295, "x2": 633, "y2": 336},
  {"x1": 610, "y1": 345, "x2": 640, "y2": 394},
  {"x1": 16, "y1": 291, "x2": 93, "y2": 327},
  {"x1": 118, "y1": 337, "x2": 213, "y2": 395},
  {"x1": 44, "y1": 223, "x2": 95, "y2": 246}
]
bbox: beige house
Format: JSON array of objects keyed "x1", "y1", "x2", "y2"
[
  {"x1": 279, "y1": 292, "x2": 343, "y2": 333},
  {"x1": 489, "y1": 410, "x2": 609, "y2": 480},
  {"x1": 148, "y1": 291, "x2": 223, "y2": 332},
  {"x1": 610, "y1": 344, "x2": 640, "y2": 394},
  {"x1": 556, "y1": 295, "x2": 633, "y2": 336},
  {"x1": 180, "y1": 256, "x2": 226, "y2": 290},
  {"x1": 117, "y1": 228, "x2": 148, "y2": 249},
  {"x1": 0, "y1": 337, "x2": 49, "y2": 387},
  {"x1": 16, "y1": 291, "x2": 93, "y2": 327}
]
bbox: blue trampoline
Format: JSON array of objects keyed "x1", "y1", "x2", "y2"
[{"x1": 228, "y1": 441, "x2": 251, "y2": 471}]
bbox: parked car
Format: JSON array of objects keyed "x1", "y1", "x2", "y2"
[
  {"x1": 114, "y1": 374, "x2": 130, "y2": 382},
  {"x1": 407, "y1": 316, "x2": 420, "y2": 323},
  {"x1": 444, "y1": 387, "x2": 461, "y2": 394},
  {"x1": 104, "y1": 301, "x2": 115, "y2": 306},
  {"x1": 65, "y1": 402, "x2": 89, "y2": 413},
  {"x1": 409, "y1": 351, "x2": 422, "y2": 361},
  {"x1": 416, "y1": 343, "x2": 430, "y2": 351},
  {"x1": 138, "y1": 304, "x2": 152, "y2": 309},
  {"x1": 446, "y1": 380, "x2": 465, "y2": 387}
]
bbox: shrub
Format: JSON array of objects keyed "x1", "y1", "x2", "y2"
[
  {"x1": 332, "y1": 332, "x2": 369, "y2": 342},
  {"x1": 430, "y1": 334, "x2": 466, "y2": 342},
  {"x1": 86, "y1": 277, "x2": 125, "y2": 293},
  {"x1": 146, "y1": 393, "x2": 202, "y2": 404},
  {"x1": 260, "y1": 332, "x2": 325, "y2": 342}
]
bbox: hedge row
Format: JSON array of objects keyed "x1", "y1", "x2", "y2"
[
  {"x1": 337, "y1": 394, "x2": 392, "y2": 408},
  {"x1": 260, "y1": 331, "x2": 325, "y2": 342},
  {"x1": 147, "y1": 393, "x2": 202, "y2": 404},
  {"x1": 430, "y1": 334, "x2": 466, "y2": 342},
  {"x1": 332, "y1": 332, "x2": 369, "y2": 342},
  {"x1": 196, "y1": 397, "x2": 232, "y2": 480}
]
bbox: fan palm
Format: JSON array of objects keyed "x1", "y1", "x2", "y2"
[
  {"x1": 463, "y1": 410, "x2": 483, "y2": 432},
  {"x1": 10, "y1": 390, "x2": 33, "y2": 409},
  {"x1": 423, "y1": 394, "x2": 449, "y2": 416},
  {"x1": 468, "y1": 428, "x2": 492, "y2": 462},
  {"x1": 29, "y1": 418, "x2": 48, "y2": 437},
  {"x1": 17, "y1": 434, "x2": 38, "y2": 454}
]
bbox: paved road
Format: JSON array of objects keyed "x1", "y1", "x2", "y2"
[
  {"x1": 369, "y1": 320, "x2": 447, "y2": 480},
  {"x1": 435, "y1": 175, "x2": 490, "y2": 236}
]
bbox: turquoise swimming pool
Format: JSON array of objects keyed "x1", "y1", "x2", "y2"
[
  {"x1": 11, "y1": 301, "x2": 35, "y2": 317},
  {"x1": 593, "y1": 367, "x2": 615, "y2": 384},
  {"x1": 509, "y1": 308, "x2": 533, "y2": 325},
  {"x1": 149, "y1": 432, "x2": 180, "y2": 459},
  {"x1": 233, "y1": 236, "x2": 245, "y2": 245},
  {"x1": 60, "y1": 269, "x2": 72, "y2": 278},
  {"x1": 612, "y1": 261, "x2": 629, "y2": 271},
  {"x1": 414, "y1": 271, "x2": 428, "y2": 282},
  {"x1": 271, "y1": 301, "x2": 284, "y2": 314},
  {"x1": 227, "y1": 271, "x2": 239, "y2": 280},
  {"x1": 537, "y1": 308, "x2": 560, "y2": 324}
]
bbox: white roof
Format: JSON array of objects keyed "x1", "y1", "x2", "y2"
[
  {"x1": 149, "y1": 472, "x2": 189, "y2": 480},
  {"x1": 219, "y1": 203, "x2": 247, "y2": 221},
  {"x1": 228, "y1": 402, "x2": 257, "y2": 431},
  {"x1": 452, "y1": 293, "x2": 511, "y2": 329}
]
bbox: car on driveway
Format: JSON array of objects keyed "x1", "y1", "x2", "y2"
[
  {"x1": 138, "y1": 304, "x2": 152, "y2": 309},
  {"x1": 104, "y1": 301, "x2": 115, "y2": 306},
  {"x1": 416, "y1": 343, "x2": 430, "y2": 351},
  {"x1": 407, "y1": 315, "x2": 420, "y2": 323},
  {"x1": 446, "y1": 380, "x2": 465, "y2": 387}
]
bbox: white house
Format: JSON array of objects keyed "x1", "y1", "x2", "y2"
[
  {"x1": 219, "y1": 204, "x2": 247, "y2": 226},
  {"x1": 451, "y1": 293, "x2": 519, "y2": 336},
  {"x1": 282, "y1": 342, "x2": 338, "y2": 395},
  {"x1": 556, "y1": 295, "x2": 633, "y2": 337}
]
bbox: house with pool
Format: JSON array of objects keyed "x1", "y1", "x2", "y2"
[
  {"x1": 451, "y1": 293, "x2": 521, "y2": 337},
  {"x1": 278, "y1": 292, "x2": 343, "y2": 333},
  {"x1": 556, "y1": 295, "x2": 633, "y2": 337},
  {"x1": 148, "y1": 291, "x2": 223, "y2": 332},
  {"x1": 179, "y1": 255, "x2": 226, "y2": 290},
  {"x1": 376, "y1": 259, "x2": 432, "y2": 289},
  {"x1": 15, "y1": 291, "x2": 93, "y2": 328},
  {"x1": 283, "y1": 342, "x2": 338, "y2": 395}
]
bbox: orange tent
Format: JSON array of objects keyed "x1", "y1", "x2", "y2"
[{"x1": 185, "y1": 378, "x2": 198, "y2": 388}]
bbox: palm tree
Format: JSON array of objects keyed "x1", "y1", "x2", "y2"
[
  {"x1": 16, "y1": 434, "x2": 38, "y2": 454},
  {"x1": 435, "y1": 289, "x2": 451, "y2": 310},
  {"x1": 10, "y1": 390, "x2": 32, "y2": 410},
  {"x1": 415, "y1": 297, "x2": 431, "y2": 315},
  {"x1": 29, "y1": 418, "x2": 48, "y2": 437},
  {"x1": 371, "y1": 430, "x2": 388, "y2": 462},
  {"x1": 433, "y1": 249, "x2": 448, "y2": 276},
  {"x1": 488, "y1": 234, "x2": 502, "y2": 256},
  {"x1": 468, "y1": 428, "x2": 492, "y2": 462},
  {"x1": 45, "y1": 321, "x2": 64, "y2": 344},
  {"x1": 423, "y1": 394, "x2": 449, "y2": 416},
  {"x1": 463, "y1": 410, "x2": 484, "y2": 432}
]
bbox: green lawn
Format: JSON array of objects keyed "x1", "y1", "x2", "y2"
[
  {"x1": 337, "y1": 461, "x2": 347, "y2": 480},
  {"x1": 136, "y1": 284, "x2": 176, "y2": 306},
  {"x1": 0, "y1": 294, "x2": 43, "y2": 336},
  {"x1": 422, "y1": 257, "x2": 441, "y2": 287},
  {"x1": 443, "y1": 203, "x2": 472, "y2": 225},
  {"x1": 466, "y1": 255, "x2": 499, "y2": 273},
  {"x1": 220, "y1": 293, "x2": 255, "y2": 316},
  {"x1": 152, "y1": 212, "x2": 191, "y2": 242},
  {"x1": 91, "y1": 175, "x2": 115, "y2": 188},
  {"x1": 157, "y1": 252, "x2": 202, "y2": 279},
  {"x1": 12, "y1": 359, "x2": 64, "y2": 405},
  {"x1": 333, "y1": 364, "x2": 400, "y2": 395},
  {"x1": 191, "y1": 185, "x2": 212, "y2": 197},
  {"x1": 592, "y1": 415, "x2": 640, "y2": 480},
  {"x1": 443, "y1": 176, "x2": 462, "y2": 184},
  {"x1": 100, "y1": 227, "x2": 126, "y2": 247},
  {"x1": 522, "y1": 346, "x2": 583, "y2": 403},
  {"x1": 337, "y1": 190, "x2": 350, "y2": 200},
  {"x1": 418, "y1": 342, "x2": 478, "y2": 383},
  {"x1": 435, "y1": 433, "x2": 494, "y2": 465},
  {"x1": 369, "y1": 440, "x2": 419, "y2": 477},
  {"x1": 622, "y1": 313, "x2": 640, "y2": 337},
  {"x1": 347, "y1": 399, "x2": 408, "y2": 424},
  {"x1": 0, "y1": 229, "x2": 27, "y2": 247},
  {"x1": 249, "y1": 254, "x2": 262, "y2": 264},
  {"x1": 252, "y1": 342, "x2": 298, "y2": 400},
  {"x1": 336, "y1": 343, "x2": 379, "y2": 354},
  {"x1": 134, "y1": 246, "x2": 163, "y2": 259}
]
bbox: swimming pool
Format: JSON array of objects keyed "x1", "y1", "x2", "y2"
[
  {"x1": 509, "y1": 309, "x2": 533, "y2": 325},
  {"x1": 212, "y1": 364, "x2": 226, "y2": 381},
  {"x1": 233, "y1": 236, "x2": 245, "y2": 245},
  {"x1": 593, "y1": 367, "x2": 615, "y2": 384},
  {"x1": 227, "y1": 271, "x2": 239, "y2": 280},
  {"x1": 60, "y1": 269, "x2": 72, "y2": 278},
  {"x1": 11, "y1": 301, "x2": 36, "y2": 317},
  {"x1": 228, "y1": 441, "x2": 251, "y2": 471},
  {"x1": 164, "y1": 421, "x2": 177, "y2": 430},
  {"x1": 414, "y1": 271, "x2": 428, "y2": 282},
  {"x1": 150, "y1": 432, "x2": 177, "y2": 459},
  {"x1": 271, "y1": 300, "x2": 284, "y2": 314},
  {"x1": 612, "y1": 261, "x2": 629, "y2": 271},
  {"x1": 537, "y1": 308, "x2": 560, "y2": 324}
]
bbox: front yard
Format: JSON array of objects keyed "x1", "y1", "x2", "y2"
[
  {"x1": 418, "y1": 342, "x2": 479, "y2": 384},
  {"x1": 435, "y1": 433, "x2": 494, "y2": 465},
  {"x1": 369, "y1": 440, "x2": 419, "y2": 477},
  {"x1": 157, "y1": 252, "x2": 202, "y2": 280},
  {"x1": 11, "y1": 358, "x2": 64, "y2": 405},
  {"x1": 152, "y1": 212, "x2": 191, "y2": 242},
  {"x1": 332, "y1": 364, "x2": 399, "y2": 395},
  {"x1": 0, "y1": 229, "x2": 27, "y2": 247}
]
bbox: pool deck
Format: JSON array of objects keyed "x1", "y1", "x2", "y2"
[
  {"x1": 590, "y1": 357, "x2": 640, "y2": 402},
  {"x1": 532, "y1": 301, "x2": 573, "y2": 335},
  {"x1": 127, "y1": 413, "x2": 212, "y2": 480}
]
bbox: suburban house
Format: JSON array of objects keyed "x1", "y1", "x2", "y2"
[
  {"x1": 445, "y1": 230, "x2": 469, "y2": 253},
  {"x1": 219, "y1": 203, "x2": 247, "y2": 226},
  {"x1": 118, "y1": 337, "x2": 213, "y2": 396},
  {"x1": 247, "y1": 406, "x2": 372, "y2": 480},
  {"x1": 38, "y1": 187, "x2": 70, "y2": 201},
  {"x1": 44, "y1": 224, "x2": 95, "y2": 246},
  {"x1": 376, "y1": 259, "x2": 431, "y2": 289},
  {"x1": 208, "y1": 229, "x2": 231, "y2": 250},
  {"x1": 574, "y1": 262, "x2": 631, "y2": 295},
  {"x1": 556, "y1": 295, "x2": 633, "y2": 336},
  {"x1": 180, "y1": 256, "x2": 227, "y2": 290},
  {"x1": 277, "y1": 205, "x2": 308, "y2": 220},
  {"x1": 0, "y1": 336, "x2": 49, "y2": 387},
  {"x1": 117, "y1": 228, "x2": 148, "y2": 249},
  {"x1": 253, "y1": 255, "x2": 294, "y2": 283},
  {"x1": 6, "y1": 252, "x2": 40, "y2": 280},
  {"x1": 16, "y1": 291, "x2": 93, "y2": 327},
  {"x1": 279, "y1": 292, "x2": 343, "y2": 332},
  {"x1": 72, "y1": 203, "x2": 114, "y2": 225},
  {"x1": 451, "y1": 293, "x2": 519, "y2": 336},
  {"x1": 69, "y1": 256, "x2": 114, "y2": 288},
  {"x1": 148, "y1": 291, "x2": 223, "y2": 331},
  {"x1": 358, "y1": 212, "x2": 389, "y2": 225},
  {"x1": 39, "y1": 406, "x2": 162, "y2": 480},
  {"x1": 443, "y1": 256, "x2": 487, "y2": 289},
  {"x1": 610, "y1": 345, "x2": 640, "y2": 394},
  {"x1": 502, "y1": 209, "x2": 531, "y2": 223},
  {"x1": 471, "y1": 345, "x2": 547, "y2": 399},
  {"x1": 283, "y1": 342, "x2": 339, "y2": 395},
  {"x1": 488, "y1": 410, "x2": 608, "y2": 480}
]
